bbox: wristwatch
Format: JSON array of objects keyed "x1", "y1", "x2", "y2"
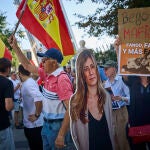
[{"x1": 35, "y1": 114, "x2": 40, "y2": 118}]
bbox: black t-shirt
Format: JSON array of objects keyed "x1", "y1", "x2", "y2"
[
  {"x1": 130, "y1": 80, "x2": 150, "y2": 126},
  {"x1": 88, "y1": 111, "x2": 113, "y2": 150},
  {"x1": 0, "y1": 75, "x2": 14, "y2": 130}
]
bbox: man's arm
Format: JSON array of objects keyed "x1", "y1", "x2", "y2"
[
  {"x1": 14, "y1": 83, "x2": 21, "y2": 93},
  {"x1": 121, "y1": 81, "x2": 130, "y2": 104},
  {"x1": 113, "y1": 35, "x2": 120, "y2": 61},
  {"x1": 55, "y1": 100, "x2": 70, "y2": 148},
  {"x1": 34, "y1": 101, "x2": 43, "y2": 116},
  {"x1": 5, "y1": 98, "x2": 14, "y2": 111},
  {"x1": 28, "y1": 101, "x2": 43, "y2": 122},
  {"x1": 8, "y1": 35, "x2": 38, "y2": 74}
]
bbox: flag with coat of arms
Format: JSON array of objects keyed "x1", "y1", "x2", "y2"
[{"x1": 16, "y1": 0, "x2": 75, "y2": 66}]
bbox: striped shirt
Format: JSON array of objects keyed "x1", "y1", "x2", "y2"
[
  {"x1": 104, "y1": 75, "x2": 130, "y2": 109},
  {"x1": 38, "y1": 67, "x2": 73, "y2": 119}
]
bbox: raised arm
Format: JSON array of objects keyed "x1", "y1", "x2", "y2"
[
  {"x1": 113, "y1": 35, "x2": 120, "y2": 62},
  {"x1": 8, "y1": 35, "x2": 38, "y2": 74}
]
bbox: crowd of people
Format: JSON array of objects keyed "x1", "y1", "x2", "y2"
[{"x1": 0, "y1": 34, "x2": 149, "y2": 150}]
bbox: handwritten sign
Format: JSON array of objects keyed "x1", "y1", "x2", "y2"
[{"x1": 118, "y1": 8, "x2": 150, "y2": 76}]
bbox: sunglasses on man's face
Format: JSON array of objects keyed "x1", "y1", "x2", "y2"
[{"x1": 42, "y1": 57, "x2": 53, "y2": 63}]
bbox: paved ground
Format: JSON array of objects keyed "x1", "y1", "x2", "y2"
[
  {"x1": 13, "y1": 127, "x2": 29, "y2": 150},
  {"x1": 11, "y1": 108, "x2": 29, "y2": 149}
]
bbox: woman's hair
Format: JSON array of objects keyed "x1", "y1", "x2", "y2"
[
  {"x1": 18, "y1": 64, "x2": 30, "y2": 76},
  {"x1": 70, "y1": 49, "x2": 106, "y2": 124},
  {"x1": 0, "y1": 58, "x2": 11, "y2": 73}
]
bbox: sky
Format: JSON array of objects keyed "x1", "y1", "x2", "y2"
[{"x1": 0, "y1": 0, "x2": 114, "y2": 51}]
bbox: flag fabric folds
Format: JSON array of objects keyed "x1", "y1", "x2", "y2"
[
  {"x1": 16, "y1": 0, "x2": 75, "y2": 65},
  {"x1": 0, "y1": 38, "x2": 12, "y2": 61}
]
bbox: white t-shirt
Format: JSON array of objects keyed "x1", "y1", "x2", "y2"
[{"x1": 21, "y1": 77, "x2": 44, "y2": 128}]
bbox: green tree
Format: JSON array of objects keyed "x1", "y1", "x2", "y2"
[
  {"x1": 93, "y1": 44, "x2": 117, "y2": 64},
  {"x1": 73, "y1": 0, "x2": 150, "y2": 37},
  {"x1": 0, "y1": 12, "x2": 25, "y2": 70}
]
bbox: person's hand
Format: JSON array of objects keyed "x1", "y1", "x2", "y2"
[
  {"x1": 113, "y1": 36, "x2": 121, "y2": 57},
  {"x1": 28, "y1": 114, "x2": 38, "y2": 122},
  {"x1": 8, "y1": 35, "x2": 18, "y2": 49},
  {"x1": 112, "y1": 96, "x2": 121, "y2": 101},
  {"x1": 55, "y1": 135, "x2": 66, "y2": 149},
  {"x1": 16, "y1": 83, "x2": 21, "y2": 89},
  {"x1": 122, "y1": 75, "x2": 128, "y2": 82}
]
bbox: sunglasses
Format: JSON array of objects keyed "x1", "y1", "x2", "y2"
[{"x1": 42, "y1": 57, "x2": 50, "y2": 63}]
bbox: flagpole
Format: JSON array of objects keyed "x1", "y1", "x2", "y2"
[
  {"x1": 12, "y1": 0, "x2": 28, "y2": 35},
  {"x1": 59, "y1": 0, "x2": 78, "y2": 51}
]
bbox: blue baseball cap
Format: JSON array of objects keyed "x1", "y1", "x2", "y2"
[{"x1": 37, "y1": 48, "x2": 63, "y2": 64}]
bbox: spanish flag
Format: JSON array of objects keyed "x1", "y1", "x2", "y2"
[
  {"x1": 16, "y1": 0, "x2": 75, "y2": 65},
  {"x1": 0, "y1": 38, "x2": 12, "y2": 61}
]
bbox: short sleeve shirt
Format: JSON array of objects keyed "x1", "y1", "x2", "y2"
[
  {"x1": 38, "y1": 67, "x2": 73, "y2": 101},
  {"x1": 0, "y1": 75, "x2": 14, "y2": 130},
  {"x1": 38, "y1": 67, "x2": 73, "y2": 119}
]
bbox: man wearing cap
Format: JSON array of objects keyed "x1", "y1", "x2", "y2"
[
  {"x1": 8, "y1": 36, "x2": 74, "y2": 149},
  {"x1": 103, "y1": 60, "x2": 130, "y2": 150}
]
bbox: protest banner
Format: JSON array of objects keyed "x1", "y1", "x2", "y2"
[{"x1": 118, "y1": 7, "x2": 150, "y2": 76}]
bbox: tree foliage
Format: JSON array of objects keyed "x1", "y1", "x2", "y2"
[
  {"x1": 73, "y1": 0, "x2": 150, "y2": 37},
  {"x1": 0, "y1": 12, "x2": 25, "y2": 70},
  {"x1": 0, "y1": 12, "x2": 25, "y2": 50},
  {"x1": 93, "y1": 44, "x2": 117, "y2": 64}
]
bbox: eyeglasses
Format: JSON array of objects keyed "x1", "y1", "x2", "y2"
[
  {"x1": 42, "y1": 57, "x2": 50, "y2": 63},
  {"x1": 83, "y1": 64, "x2": 96, "y2": 72}
]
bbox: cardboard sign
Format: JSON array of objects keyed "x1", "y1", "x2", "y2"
[{"x1": 118, "y1": 7, "x2": 150, "y2": 76}]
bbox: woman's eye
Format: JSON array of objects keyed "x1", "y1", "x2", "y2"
[
  {"x1": 91, "y1": 65, "x2": 95, "y2": 69},
  {"x1": 83, "y1": 67, "x2": 89, "y2": 72}
]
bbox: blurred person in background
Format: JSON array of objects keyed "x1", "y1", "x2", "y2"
[
  {"x1": 9, "y1": 71, "x2": 22, "y2": 129},
  {"x1": 103, "y1": 60, "x2": 130, "y2": 150},
  {"x1": 66, "y1": 64, "x2": 75, "y2": 84}
]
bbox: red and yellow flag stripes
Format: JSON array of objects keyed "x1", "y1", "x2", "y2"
[
  {"x1": 0, "y1": 38, "x2": 12, "y2": 61},
  {"x1": 16, "y1": 0, "x2": 75, "y2": 65}
]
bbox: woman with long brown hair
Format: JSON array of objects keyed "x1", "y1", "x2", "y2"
[{"x1": 69, "y1": 49, "x2": 114, "y2": 150}]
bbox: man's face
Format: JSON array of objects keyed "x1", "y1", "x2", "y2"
[
  {"x1": 83, "y1": 57, "x2": 97, "y2": 87},
  {"x1": 17, "y1": 72, "x2": 23, "y2": 82},
  {"x1": 11, "y1": 73, "x2": 17, "y2": 80},
  {"x1": 66, "y1": 67, "x2": 71, "y2": 73},
  {"x1": 104, "y1": 67, "x2": 115, "y2": 78},
  {"x1": 42, "y1": 57, "x2": 57, "y2": 74}
]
